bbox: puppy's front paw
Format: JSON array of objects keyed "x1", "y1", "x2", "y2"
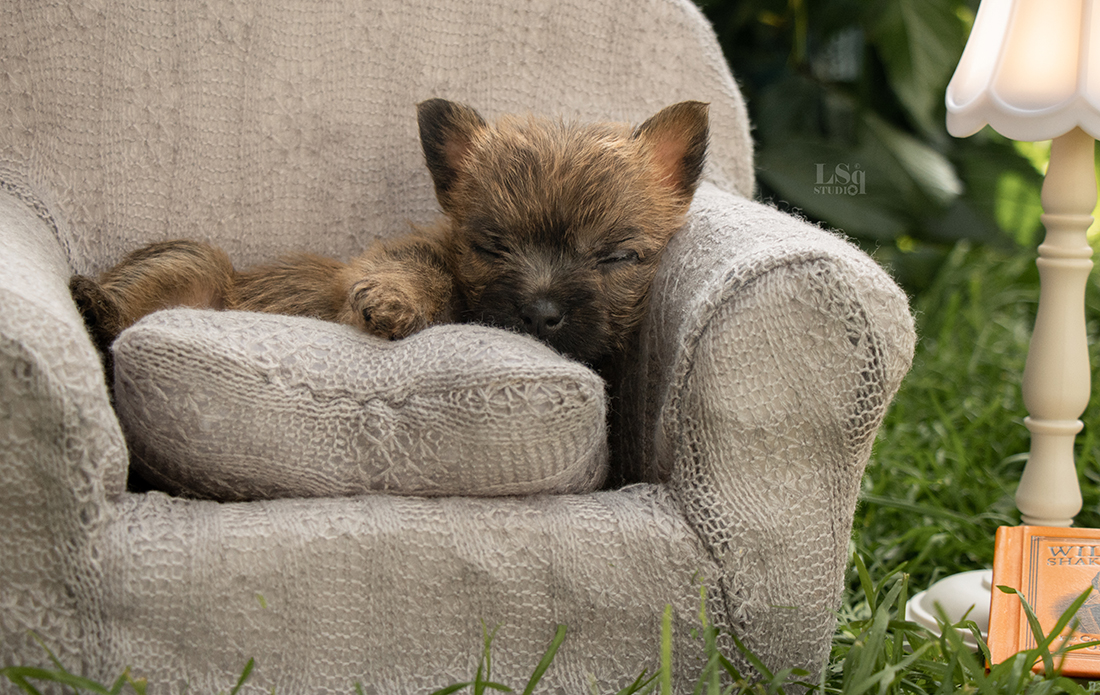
[{"x1": 348, "y1": 278, "x2": 431, "y2": 340}]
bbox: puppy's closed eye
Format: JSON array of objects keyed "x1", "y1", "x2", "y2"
[
  {"x1": 596, "y1": 249, "x2": 640, "y2": 269},
  {"x1": 472, "y1": 241, "x2": 511, "y2": 261}
]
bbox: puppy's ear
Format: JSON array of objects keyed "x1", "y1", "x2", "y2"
[
  {"x1": 418, "y1": 99, "x2": 488, "y2": 214},
  {"x1": 634, "y1": 101, "x2": 709, "y2": 202}
]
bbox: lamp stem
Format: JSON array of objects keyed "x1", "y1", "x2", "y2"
[{"x1": 1017, "y1": 127, "x2": 1095, "y2": 527}]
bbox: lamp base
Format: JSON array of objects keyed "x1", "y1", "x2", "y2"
[{"x1": 905, "y1": 569, "x2": 992, "y2": 651}]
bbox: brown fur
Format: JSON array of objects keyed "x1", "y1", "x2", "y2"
[{"x1": 71, "y1": 99, "x2": 709, "y2": 370}]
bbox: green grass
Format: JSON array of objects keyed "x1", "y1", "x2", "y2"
[
  {"x1": 6, "y1": 241, "x2": 1100, "y2": 693},
  {"x1": 853, "y1": 241, "x2": 1100, "y2": 597}
]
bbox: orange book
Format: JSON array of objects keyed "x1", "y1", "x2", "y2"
[{"x1": 989, "y1": 525, "x2": 1100, "y2": 676}]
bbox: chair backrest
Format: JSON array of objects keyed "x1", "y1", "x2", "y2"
[{"x1": 0, "y1": 0, "x2": 754, "y2": 273}]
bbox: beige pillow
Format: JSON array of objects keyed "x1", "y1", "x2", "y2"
[{"x1": 112, "y1": 309, "x2": 608, "y2": 501}]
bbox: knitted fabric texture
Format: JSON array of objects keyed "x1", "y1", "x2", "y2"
[
  {"x1": 113, "y1": 311, "x2": 608, "y2": 500},
  {"x1": 0, "y1": 0, "x2": 754, "y2": 276},
  {"x1": 97, "y1": 486, "x2": 725, "y2": 694},
  {"x1": 611, "y1": 183, "x2": 916, "y2": 672},
  {"x1": 0, "y1": 0, "x2": 915, "y2": 691}
]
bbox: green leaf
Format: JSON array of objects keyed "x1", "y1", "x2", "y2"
[
  {"x1": 869, "y1": 0, "x2": 966, "y2": 137},
  {"x1": 861, "y1": 112, "x2": 963, "y2": 207}
]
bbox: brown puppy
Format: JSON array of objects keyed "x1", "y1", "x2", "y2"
[{"x1": 71, "y1": 99, "x2": 709, "y2": 370}]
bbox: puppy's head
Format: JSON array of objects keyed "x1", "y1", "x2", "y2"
[{"x1": 418, "y1": 98, "x2": 708, "y2": 364}]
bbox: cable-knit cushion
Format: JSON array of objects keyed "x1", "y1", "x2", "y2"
[{"x1": 111, "y1": 309, "x2": 608, "y2": 501}]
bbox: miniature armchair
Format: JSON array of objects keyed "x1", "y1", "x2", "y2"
[{"x1": 0, "y1": 0, "x2": 915, "y2": 692}]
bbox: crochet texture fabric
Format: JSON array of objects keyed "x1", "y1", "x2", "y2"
[
  {"x1": 113, "y1": 311, "x2": 609, "y2": 500},
  {"x1": 0, "y1": 0, "x2": 915, "y2": 692}
]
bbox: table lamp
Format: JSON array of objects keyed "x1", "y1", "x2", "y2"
[
  {"x1": 947, "y1": 0, "x2": 1096, "y2": 529},
  {"x1": 905, "y1": 0, "x2": 1098, "y2": 643}
]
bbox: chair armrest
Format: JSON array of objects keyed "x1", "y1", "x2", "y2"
[
  {"x1": 613, "y1": 183, "x2": 915, "y2": 677},
  {"x1": 0, "y1": 186, "x2": 128, "y2": 666}
]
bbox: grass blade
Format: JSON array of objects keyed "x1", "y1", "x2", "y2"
[
  {"x1": 688, "y1": 583, "x2": 723, "y2": 695},
  {"x1": 997, "y1": 585, "x2": 1093, "y2": 675},
  {"x1": 1001, "y1": 585, "x2": 1051, "y2": 673},
  {"x1": 660, "y1": 605, "x2": 673, "y2": 695},
  {"x1": 889, "y1": 573, "x2": 909, "y2": 669},
  {"x1": 842, "y1": 604, "x2": 891, "y2": 695},
  {"x1": 934, "y1": 607, "x2": 995, "y2": 695},
  {"x1": 0, "y1": 666, "x2": 111, "y2": 694},
  {"x1": 474, "y1": 659, "x2": 486, "y2": 695},
  {"x1": 473, "y1": 624, "x2": 512, "y2": 695},
  {"x1": 108, "y1": 667, "x2": 147, "y2": 695},
  {"x1": 430, "y1": 682, "x2": 474, "y2": 695},
  {"x1": 27, "y1": 634, "x2": 66, "y2": 674},
  {"x1": 1, "y1": 668, "x2": 48, "y2": 695},
  {"x1": 852, "y1": 553, "x2": 878, "y2": 613},
  {"x1": 1041, "y1": 587, "x2": 1093, "y2": 663},
  {"x1": 521, "y1": 624, "x2": 566, "y2": 695},
  {"x1": 726, "y1": 629, "x2": 778, "y2": 686},
  {"x1": 228, "y1": 658, "x2": 254, "y2": 695},
  {"x1": 857, "y1": 494, "x2": 981, "y2": 526},
  {"x1": 931, "y1": 652, "x2": 961, "y2": 695},
  {"x1": 716, "y1": 654, "x2": 741, "y2": 682},
  {"x1": 614, "y1": 670, "x2": 659, "y2": 695}
]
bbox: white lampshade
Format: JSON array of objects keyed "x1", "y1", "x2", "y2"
[{"x1": 947, "y1": 0, "x2": 1100, "y2": 141}]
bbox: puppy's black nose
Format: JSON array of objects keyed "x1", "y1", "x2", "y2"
[{"x1": 520, "y1": 299, "x2": 564, "y2": 338}]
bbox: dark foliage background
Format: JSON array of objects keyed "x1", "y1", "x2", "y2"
[{"x1": 691, "y1": 0, "x2": 1050, "y2": 293}]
